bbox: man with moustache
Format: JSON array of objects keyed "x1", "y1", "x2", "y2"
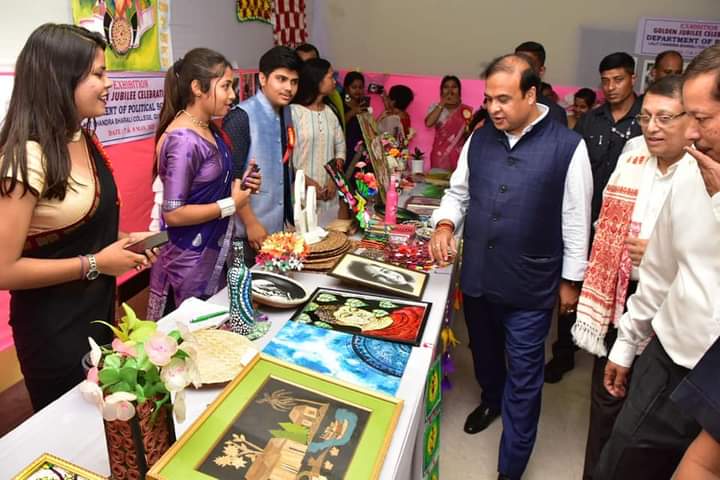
[
  {"x1": 594, "y1": 45, "x2": 720, "y2": 479},
  {"x1": 429, "y1": 54, "x2": 592, "y2": 480},
  {"x1": 545, "y1": 52, "x2": 644, "y2": 385},
  {"x1": 223, "y1": 46, "x2": 301, "y2": 261}
]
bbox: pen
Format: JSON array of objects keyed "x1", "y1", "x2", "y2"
[{"x1": 190, "y1": 310, "x2": 228, "y2": 323}]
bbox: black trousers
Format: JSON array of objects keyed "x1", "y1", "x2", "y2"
[
  {"x1": 593, "y1": 337, "x2": 701, "y2": 480},
  {"x1": 583, "y1": 281, "x2": 638, "y2": 479},
  {"x1": 550, "y1": 311, "x2": 576, "y2": 367}
]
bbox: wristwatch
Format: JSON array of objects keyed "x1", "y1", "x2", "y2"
[{"x1": 85, "y1": 254, "x2": 100, "y2": 281}]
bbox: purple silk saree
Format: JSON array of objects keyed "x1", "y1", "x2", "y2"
[{"x1": 147, "y1": 128, "x2": 234, "y2": 320}]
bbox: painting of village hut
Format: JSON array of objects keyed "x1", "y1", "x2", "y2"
[{"x1": 198, "y1": 377, "x2": 370, "y2": 479}]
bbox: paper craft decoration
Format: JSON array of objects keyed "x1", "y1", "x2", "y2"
[
  {"x1": 423, "y1": 410, "x2": 441, "y2": 473},
  {"x1": 271, "y1": 0, "x2": 308, "y2": 47},
  {"x1": 236, "y1": 0, "x2": 271, "y2": 23},
  {"x1": 293, "y1": 169, "x2": 328, "y2": 244},
  {"x1": 330, "y1": 253, "x2": 429, "y2": 299},
  {"x1": 147, "y1": 355, "x2": 402, "y2": 480},
  {"x1": 290, "y1": 287, "x2": 431, "y2": 346},
  {"x1": 425, "y1": 357, "x2": 442, "y2": 418},
  {"x1": 250, "y1": 270, "x2": 309, "y2": 308},
  {"x1": 13, "y1": 453, "x2": 105, "y2": 480},
  {"x1": 263, "y1": 320, "x2": 411, "y2": 395},
  {"x1": 324, "y1": 159, "x2": 357, "y2": 211},
  {"x1": 227, "y1": 240, "x2": 270, "y2": 340}
]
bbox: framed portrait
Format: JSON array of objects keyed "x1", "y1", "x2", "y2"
[
  {"x1": 330, "y1": 253, "x2": 429, "y2": 300},
  {"x1": 289, "y1": 286, "x2": 431, "y2": 347},
  {"x1": 13, "y1": 453, "x2": 105, "y2": 480},
  {"x1": 251, "y1": 271, "x2": 310, "y2": 308},
  {"x1": 147, "y1": 354, "x2": 403, "y2": 480}
]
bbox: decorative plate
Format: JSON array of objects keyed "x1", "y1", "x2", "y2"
[{"x1": 251, "y1": 270, "x2": 310, "y2": 308}]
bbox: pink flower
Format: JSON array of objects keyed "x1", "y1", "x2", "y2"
[
  {"x1": 87, "y1": 366, "x2": 99, "y2": 384},
  {"x1": 112, "y1": 338, "x2": 137, "y2": 357},
  {"x1": 144, "y1": 332, "x2": 178, "y2": 367},
  {"x1": 160, "y1": 358, "x2": 192, "y2": 392},
  {"x1": 102, "y1": 392, "x2": 137, "y2": 421}
]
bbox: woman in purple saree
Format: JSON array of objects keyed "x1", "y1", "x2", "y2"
[{"x1": 148, "y1": 48, "x2": 260, "y2": 319}]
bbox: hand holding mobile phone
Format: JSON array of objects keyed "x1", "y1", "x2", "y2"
[
  {"x1": 125, "y1": 231, "x2": 169, "y2": 255},
  {"x1": 241, "y1": 160, "x2": 261, "y2": 193}
]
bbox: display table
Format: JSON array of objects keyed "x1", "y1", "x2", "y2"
[{"x1": 0, "y1": 261, "x2": 456, "y2": 480}]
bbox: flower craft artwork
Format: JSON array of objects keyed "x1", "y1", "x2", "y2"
[
  {"x1": 79, "y1": 303, "x2": 200, "y2": 423},
  {"x1": 255, "y1": 232, "x2": 309, "y2": 273}
]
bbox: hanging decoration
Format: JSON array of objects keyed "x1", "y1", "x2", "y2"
[
  {"x1": 271, "y1": 0, "x2": 308, "y2": 47},
  {"x1": 236, "y1": 0, "x2": 272, "y2": 24}
]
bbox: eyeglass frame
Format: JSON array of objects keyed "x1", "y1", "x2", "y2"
[{"x1": 635, "y1": 112, "x2": 686, "y2": 127}]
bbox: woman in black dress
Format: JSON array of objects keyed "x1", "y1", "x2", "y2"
[{"x1": 0, "y1": 24, "x2": 156, "y2": 411}]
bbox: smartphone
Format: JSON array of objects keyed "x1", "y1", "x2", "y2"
[
  {"x1": 241, "y1": 162, "x2": 261, "y2": 191},
  {"x1": 368, "y1": 83, "x2": 384, "y2": 95},
  {"x1": 126, "y1": 231, "x2": 169, "y2": 254}
]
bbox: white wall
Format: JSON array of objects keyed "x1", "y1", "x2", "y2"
[
  {"x1": 0, "y1": 1, "x2": 273, "y2": 71},
  {"x1": 170, "y1": 0, "x2": 274, "y2": 69},
  {"x1": 0, "y1": 2, "x2": 73, "y2": 68},
  {"x1": 312, "y1": 0, "x2": 720, "y2": 87}
]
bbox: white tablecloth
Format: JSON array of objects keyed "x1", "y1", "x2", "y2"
[{"x1": 0, "y1": 263, "x2": 455, "y2": 479}]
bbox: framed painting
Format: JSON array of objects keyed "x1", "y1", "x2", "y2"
[
  {"x1": 263, "y1": 320, "x2": 412, "y2": 396},
  {"x1": 330, "y1": 253, "x2": 429, "y2": 300},
  {"x1": 147, "y1": 354, "x2": 403, "y2": 480},
  {"x1": 13, "y1": 453, "x2": 105, "y2": 480},
  {"x1": 290, "y1": 286, "x2": 430, "y2": 346}
]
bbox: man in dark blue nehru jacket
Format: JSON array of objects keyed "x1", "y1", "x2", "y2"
[{"x1": 429, "y1": 54, "x2": 593, "y2": 480}]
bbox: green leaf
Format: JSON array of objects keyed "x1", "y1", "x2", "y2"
[
  {"x1": 296, "y1": 313, "x2": 312, "y2": 324},
  {"x1": 98, "y1": 368, "x2": 120, "y2": 385},
  {"x1": 128, "y1": 324, "x2": 156, "y2": 343},
  {"x1": 124, "y1": 357, "x2": 138, "y2": 370},
  {"x1": 168, "y1": 330, "x2": 182, "y2": 342},
  {"x1": 91, "y1": 320, "x2": 127, "y2": 341},
  {"x1": 108, "y1": 381, "x2": 131, "y2": 394},
  {"x1": 103, "y1": 354, "x2": 122, "y2": 369},
  {"x1": 134, "y1": 384, "x2": 147, "y2": 404},
  {"x1": 119, "y1": 367, "x2": 138, "y2": 387},
  {"x1": 379, "y1": 300, "x2": 399, "y2": 309},
  {"x1": 304, "y1": 302, "x2": 319, "y2": 312},
  {"x1": 174, "y1": 349, "x2": 189, "y2": 360},
  {"x1": 316, "y1": 293, "x2": 338, "y2": 303},
  {"x1": 314, "y1": 321, "x2": 332, "y2": 329},
  {"x1": 373, "y1": 309, "x2": 389, "y2": 317},
  {"x1": 121, "y1": 303, "x2": 139, "y2": 329},
  {"x1": 345, "y1": 298, "x2": 367, "y2": 308},
  {"x1": 144, "y1": 367, "x2": 160, "y2": 384}
]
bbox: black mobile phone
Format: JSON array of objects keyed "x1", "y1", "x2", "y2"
[
  {"x1": 368, "y1": 83, "x2": 384, "y2": 95},
  {"x1": 126, "y1": 231, "x2": 169, "y2": 254},
  {"x1": 242, "y1": 163, "x2": 261, "y2": 190}
]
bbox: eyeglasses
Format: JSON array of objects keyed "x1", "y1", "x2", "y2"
[{"x1": 635, "y1": 112, "x2": 686, "y2": 127}]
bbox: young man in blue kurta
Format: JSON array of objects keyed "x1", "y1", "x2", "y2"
[
  {"x1": 430, "y1": 54, "x2": 593, "y2": 480},
  {"x1": 223, "y1": 46, "x2": 301, "y2": 259}
]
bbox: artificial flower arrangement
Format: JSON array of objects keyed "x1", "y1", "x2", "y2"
[
  {"x1": 380, "y1": 132, "x2": 410, "y2": 173},
  {"x1": 254, "y1": 231, "x2": 309, "y2": 273},
  {"x1": 80, "y1": 303, "x2": 199, "y2": 423}
]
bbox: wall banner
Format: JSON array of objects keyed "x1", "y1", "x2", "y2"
[
  {"x1": 96, "y1": 72, "x2": 165, "y2": 146},
  {"x1": 72, "y1": 0, "x2": 173, "y2": 71},
  {"x1": 635, "y1": 17, "x2": 720, "y2": 59}
]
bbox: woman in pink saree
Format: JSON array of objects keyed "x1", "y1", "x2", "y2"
[{"x1": 424, "y1": 75, "x2": 473, "y2": 171}]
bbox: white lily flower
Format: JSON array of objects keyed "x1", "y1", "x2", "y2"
[
  {"x1": 103, "y1": 392, "x2": 137, "y2": 421},
  {"x1": 79, "y1": 380, "x2": 104, "y2": 412},
  {"x1": 160, "y1": 358, "x2": 191, "y2": 392},
  {"x1": 174, "y1": 390, "x2": 186, "y2": 423}
]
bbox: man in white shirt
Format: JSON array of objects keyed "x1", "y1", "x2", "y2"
[
  {"x1": 595, "y1": 45, "x2": 720, "y2": 479},
  {"x1": 571, "y1": 75, "x2": 693, "y2": 479},
  {"x1": 429, "y1": 54, "x2": 592, "y2": 480}
]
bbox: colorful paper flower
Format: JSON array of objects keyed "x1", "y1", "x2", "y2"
[
  {"x1": 102, "y1": 392, "x2": 137, "y2": 421},
  {"x1": 145, "y1": 332, "x2": 178, "y2": 367},
  {"x1": 88, "y1": 337, "x2": 102, "y2": 368},
  {"x1": 160, "y1": 357, "x2": 193, "y2": 392},
  {"x1": 79, "y1": 380, "x2": 104, "y2": 411},
  {"x1": 112, "y1": 338, "x2": 137, "y2": 357}
]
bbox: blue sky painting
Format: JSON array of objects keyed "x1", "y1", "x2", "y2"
[{"x1": 263, "y1": 321, "x2": 410, "y2": 396}]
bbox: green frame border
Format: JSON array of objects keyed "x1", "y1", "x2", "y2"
[{"x1": 149, "y1": 355, "x2": 402, "y2": 479}]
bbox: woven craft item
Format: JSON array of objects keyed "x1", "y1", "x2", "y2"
[
  {"x1": 191, "y1": 329, "x2": 258, "y2": 384},
  {"x1": 103, "y1": 399, "x2": 175, "y2": 480}
]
